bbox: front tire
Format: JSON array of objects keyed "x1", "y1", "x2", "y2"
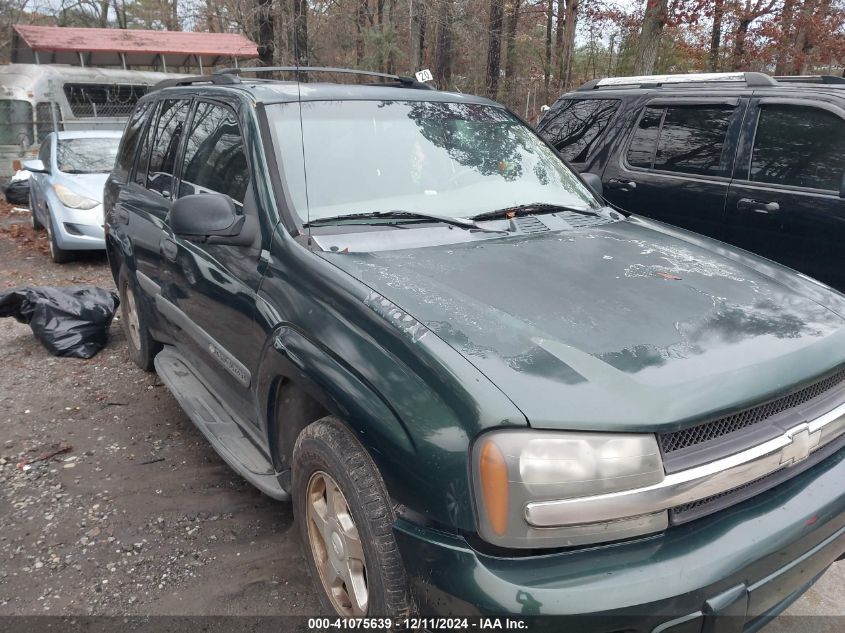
[
  {"x1": 293, "y1": 417, "x2": 411, "y2": 618},
  {"x1": 118, "y1": 266, "x2": 161, "y2": 371},
  {"x1": 46, "y1": 216, "x2": 73, "y2": 263}
]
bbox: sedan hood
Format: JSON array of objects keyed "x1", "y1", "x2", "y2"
[
  {"x1": 322, "y1": 217, "x2": 845, "y2": 432},
  {"x1": 57, "y1": 173, "x2": 109, "y2": 203}
]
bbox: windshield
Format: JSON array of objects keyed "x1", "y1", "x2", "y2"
[
  {"x1": 267, "y1": 100, "x2": 598, "y2": 223},
  {"x1": 57, "y1": 137, "x2": 120, "y2": 173}
]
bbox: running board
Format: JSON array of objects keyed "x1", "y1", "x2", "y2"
[{"x1": 154, "y1": 346, "x2": 289, "y2": 501}]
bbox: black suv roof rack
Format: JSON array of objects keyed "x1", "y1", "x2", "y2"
[
  {"x1": 576, "y1": 71, "x2": 778, "y2": 91},
  {"x1": 216, "y1": 66, "x2": 434, "y2": 89},
  {"x1": 151, "y1": 66, "x2": 434, "y2": 93},
  {"x1": 774, "y1": 75, "x2": 845, "y2": 85},
  {"x1": 151, "y1": 74, "x2": 241, "y2": 91}
]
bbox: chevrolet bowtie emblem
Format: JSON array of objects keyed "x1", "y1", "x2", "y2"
[{"x1": 780, "y1": 425, "x2": 821, "y2": 466}]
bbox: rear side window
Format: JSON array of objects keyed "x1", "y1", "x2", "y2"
[
  {"x1": 179, "y1": 102, "x2": 250, "y2": 204},
  {"x1": 538, "y1": 99, "x2": 619, "y2": 163},
  {"x1": 627, "y1": 104, "x2": 735, "y2": 176},
  {"x1": 114, "y1": 101, "x2": 152, "y2": 182},
  {"x1": 749, "y1": 105, "x2": 845, "y2": 191},
  {"x1": 146, "y1": 99, "x2": 190, "y2": 198}
]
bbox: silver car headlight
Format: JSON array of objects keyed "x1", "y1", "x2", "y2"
[
  {"x1": 54, "y1": 184, "x2": 99, "y2": 210},
  {"x1": 471, "y1": 430, "x2": 665, "y2": 548}
]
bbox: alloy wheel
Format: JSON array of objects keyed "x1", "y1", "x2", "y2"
[{"x1": 306, "y1": 470, "x2": 368, "y2": 616}]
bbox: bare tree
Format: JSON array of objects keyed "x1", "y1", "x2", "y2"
[
  {"x1": 433, "y1": 0, "x2": 455, "y2": 88},
  {"x1": 291, "y1": 0, "x2": 308, "y2": 66},
  {"x1": 633, "y1": 0, "x2": 668, "y2": 75},
  {"x1": 708, "y1": 0, "x2": 724, "y2": 71},
  {"x1": 730, "y1": 0, "x2": 778, "y2": 71},
  {"x1": 502, "y1": 0, "x2": 521, "y2": 103},
  {"x1": 255, "y1": 0, "x2": 273, "y2": 67},
  {"x1": 485, "y1": 0, "x2": 505, "y2": 98},
  {"x1": 558, "y1": 0, "x2": 578, "y2": 89}
]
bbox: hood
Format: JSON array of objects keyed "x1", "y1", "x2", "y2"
[
  {"x1": 56, "y1": 173, "x2": 109, "y2": 203},
  {"x1": 323, "y1": 218, "x2": 845, "y2": 432}
]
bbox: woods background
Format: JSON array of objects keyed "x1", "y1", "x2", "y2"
[{"x1": 1, "y1": 0, "x2": 844, "y2": 120}]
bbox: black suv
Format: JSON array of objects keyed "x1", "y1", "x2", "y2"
[
  {"x1": 537, "y1": 72, "x2": 845, "y2": 290},
  {"x1": 104, "y1": 68, "x2": 845, "y2": 626}
]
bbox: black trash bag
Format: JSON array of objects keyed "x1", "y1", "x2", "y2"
[
  {"x1": 4, "y1": 178, "x2": 30, "y2": 204},
  {"x1": 0, "y1": 285, "x2": 120, "y2": 359}
]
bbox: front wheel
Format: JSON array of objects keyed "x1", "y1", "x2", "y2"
[
  {"x1": 118, "y1": 266, "x2": 162, "y2": 371},
  {"x1": 29, "y1": 191, "x2": 43, "y2": 230},
  {"x1": 46, "y1": 217, "x2": 73, "y2": 263},
  {"x1": 293, "y1": 417, "x2": 411, "y2": 618}
]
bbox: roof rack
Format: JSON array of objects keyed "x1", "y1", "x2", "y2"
[
  {"x1": 774, "y1": 75, "x2": 845, "y2": 85},
  {"x1": 152, "y1": 74, "x2": 240, "y2": 91},
  {"x1": 576, "y1": 72, "x2": 777, "y2": 91},
  {"x1": 215, "y1": 66, "x2": 434, "y2": 90}
]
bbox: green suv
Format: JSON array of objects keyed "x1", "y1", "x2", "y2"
[{"x1": 104, "y1": 67, "x2": 845, "y2": 631}]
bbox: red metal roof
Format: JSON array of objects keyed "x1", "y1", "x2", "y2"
[{"x1": 12, "y1": 25, "x2": 257, "y2": 66}]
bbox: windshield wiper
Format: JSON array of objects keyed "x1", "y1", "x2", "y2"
[
  {"x1": 471, "y1": 202, "x2": 601, "y2": 222},
  {"x1": 305, "y1": 210, "x2": 508, "y2": 234}
]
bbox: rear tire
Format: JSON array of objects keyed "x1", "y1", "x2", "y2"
[
  {"x1": 118, "y1": 266, "x2": 161, "y2": 371},
  {"x1": 46, "y1": 216, "x2": 73, "y2": 264},
  {"x1": 293, "y1": 417, "x2": 411, "y2": 618},
  {"x1": 29, "y1": 191, "x2": 43, "y2": 230}
]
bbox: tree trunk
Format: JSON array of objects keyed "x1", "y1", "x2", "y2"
[
  {"x1": 730, "y1": 18, "x2": 752, "y2": 70},
  {"x1": 291, "y1": 0, "x2": 309, "y2": 68},
  {"x1": 485, "y1": 0, "x2": 505, "y2": 99},
  {"x1": 791, "y1": 0, "x2": 827, "y2": 74},
  {"x1": 633, "y1": 0, "x2": 668, "y2": 75},
  {"x1": 433, "y1": 0, "x2": 455, "y2": 89},
  {"x1": 255, "y1": 0, "x2": 274, "y2": 68},
  {"x1": 559, "y1": 0, "x2": 578, "y2": 89},
  {"x1": 774, "y1": 0, "x2": 797, "y2": 74},
  {"x1": 708, "y1": 0, "x2": 724, "y2": 71},
  {"x1": 355, "y1": 0, "x2": 367, "y2": 67},
  {"x1": 554, "y1": 0, "x2": 565, "y2": 91},
  {"x1": 409, "y1": 0, "x2": 427, "y2": 71},
  {"x1": 543, "y1": 0, "x2": 553, "y2": 103},
  {"x1": 502, "y1": 0, "x2": 522, "y2": 104}
]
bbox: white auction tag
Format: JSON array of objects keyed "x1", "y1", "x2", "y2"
[{"x1": 415, "y1": 69, "x2": 433, "y2": 83}]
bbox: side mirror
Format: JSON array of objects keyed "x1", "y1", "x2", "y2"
[
  {"x1": 168, "y1": 193, "x2": 252, "y2": 245},
  {"x1": 580, "y1": 172, "x2": 603, "y2": 198},
  {"x1": 22, "y1": 159, "x2": 48, "y2": 174}
]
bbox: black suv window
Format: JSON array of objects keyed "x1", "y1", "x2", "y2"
[
  {"x1": 749, "y1": 105, "x2": 845, "y2": 191},
  {"x1": 627, "y1": 104, "x2": 735, "y2": 176},
  {"x1": 115, "y1": 101, "x2": 152, "y2": 182},
  {"x1": 179, "y1": 102, "x2": 250, "y2": 204},
  {"x1": 146, "y1": 99, "x2": 190, "y2": 197},
  {"x1": 538, "y1": 99, "x2": 619, "y2": 163}
]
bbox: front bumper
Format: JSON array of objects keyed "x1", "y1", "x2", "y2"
[
  {"x1": 394, "y1": 447, "x2": 845, "y2": 631},
  {"x1": 51, "y1": 202, "x2": 105, "y2": 251}
]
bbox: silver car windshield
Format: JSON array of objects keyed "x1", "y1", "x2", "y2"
[
  {"x1": 57, "y1": 138, "x2": 120, "y2": 174},
  {"x1": 267, "y1": 100, "x2": 598, "y2": 224}
]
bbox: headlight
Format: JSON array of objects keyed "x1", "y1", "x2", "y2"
[
  {"x1": 472, "y1": 430, "x2": 665, "y2": 548},
  {"x1": 53, "y1": 184, "x2": 99, "y2": 210}
]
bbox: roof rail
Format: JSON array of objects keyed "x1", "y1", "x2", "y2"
[
  {"x1": 151, "y1": 74, "x2": 240, "y2": 91},
  {"x1": 576, "y1": 72, "x2": 777, "y2": 91},
  {"x1": 774, "y1": 75, "x2": 845, "y2": 85},
  {"x1": 215, "y1": 66, "x2": 434, "y2": 90}
]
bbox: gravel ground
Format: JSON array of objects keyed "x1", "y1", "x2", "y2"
[{"x1": 0, "y1": 199, "x2": 841, "y2": 628}]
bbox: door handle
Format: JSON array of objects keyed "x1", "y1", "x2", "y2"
[
  {"x1": 607, "y1": 179, "x2": 637, "y2": 192},
  {"x1": 160, "y1": 237, "x2": 178, "y2": 261},
  {"x1": 737, "y1": 198, "x2": 780, "y2": 214}
]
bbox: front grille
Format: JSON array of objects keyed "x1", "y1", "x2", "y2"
[{"x1": 660, "y1": 366, "x2": 845, "y2": 455}]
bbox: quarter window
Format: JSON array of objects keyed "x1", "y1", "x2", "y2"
[
  {"x1": 146, "y1": 99, "x2": 190, "y2": 197},
  {"x1": 115, "y1": 101, "x2": 152, "y2": 182},
  {"x1": 750, "y1": 105, "x2": 845, "y2": 191},
  {"x1": 538, "y1": 99, "x2": 619, "y2": 163},
  {"x1": 627, "y1": 104, "x2": 735, "y2": 176},
  {"x1": 179, "y1": 102, "x2": 250, "y2": 204}
]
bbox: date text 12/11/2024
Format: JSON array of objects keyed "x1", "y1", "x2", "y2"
[{"x1": 308, "y1": 618, "x2": 529, "y2": 630}]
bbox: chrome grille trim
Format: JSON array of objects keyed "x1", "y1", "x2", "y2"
[
  {"x1": 524, "y1": 401, "x2": 845, "y2": 529},
  {"x1": 660, "y1": 367, "x2": 845, "y2": 454}
]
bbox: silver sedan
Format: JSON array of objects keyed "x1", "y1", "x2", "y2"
[{"x1": 25, "y1": 131, "x2": 121, "y2": 263}]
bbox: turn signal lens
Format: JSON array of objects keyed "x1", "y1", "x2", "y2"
[{"x1": 479, "y1": 440, "x2": 508, "y2": 536}]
